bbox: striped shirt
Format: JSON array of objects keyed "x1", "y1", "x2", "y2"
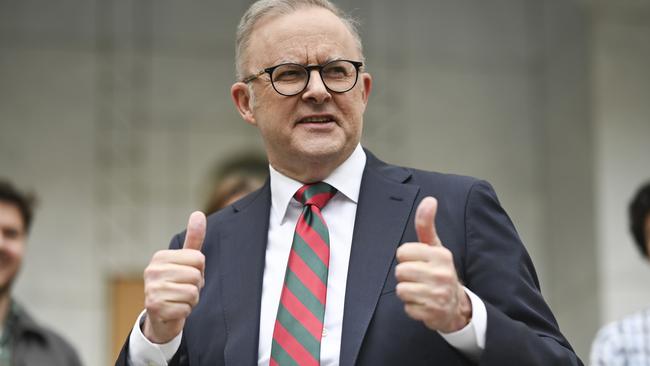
[{"x1": 591, "y1": 308, "x2": 650, "y2": 366}]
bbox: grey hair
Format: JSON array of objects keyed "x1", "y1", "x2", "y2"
[{"x1": 235, "y1": 0, "x2": 364, "y2": 80}]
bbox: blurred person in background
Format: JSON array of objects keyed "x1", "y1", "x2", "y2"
[
  {"x1": 0, "y1": 179, "x2": 82, "y2": 366},
  {"x1": 203, "y1": 153, "x2": 268, "y2": 215},
  {"x1": 591, "y1": 182, "x2": 650, "y2": 365}
]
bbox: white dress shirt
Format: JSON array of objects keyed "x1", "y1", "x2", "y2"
[{"x1": 128, "y1": 144, "x2": 487, "y2": 365}]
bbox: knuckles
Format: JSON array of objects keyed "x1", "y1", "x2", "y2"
[
  {"x1": 144, "y1": 295, "x2": 163, "y2": 316},
  {"x1": 395, "y1": 282, "x2": 407, "y2": 298},
  {"x1": 144, "y1": 282, "x2": 201, "y2": 322},
  {"x1": 142, "y1": 249, "x2": 205, "y2": 335},
  {"x1": 143, "y1": 263, "x2": 163, "y2": 281},
  {"x1": 396, "y1": 227, "x2": 464, "y2": 331},
  {"x1": 430, "y1": 268, "x2": 456, "y2": 284},
  {"x1": 431, "y1": 285, "x2": 455, "y2": 307},
  {"x1": 396, "y1": 243, "x2": 454, "y2": 264},
  {"x1": 395, "y1": 261, "x2": 457, "y2": 285},
  {"x1": 188, "y1": 285, "x2": 201, "y2": 304}
]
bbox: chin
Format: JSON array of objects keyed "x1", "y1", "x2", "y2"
[{"x1": 296, "y1": 140, "x2": 347, "y2": 161}]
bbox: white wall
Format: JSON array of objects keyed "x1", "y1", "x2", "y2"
[
  {"x1": 593, "y1": 4, "x2": 650, "y2": 323},
  {"x1": 539, "y1": 0, "x2": 598, "y2": 356}
]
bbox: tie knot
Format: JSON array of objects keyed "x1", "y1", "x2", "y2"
[{"x1": 294, "y1": 182, "x2": 337, "y2": 209}]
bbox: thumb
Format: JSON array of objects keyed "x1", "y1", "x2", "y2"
[
  {"x1": 415, "y1": 197, "x2": 440, "y2": 246},
  {"x1": 183, "y1": 211, "x2": 206, "y2": 251}
]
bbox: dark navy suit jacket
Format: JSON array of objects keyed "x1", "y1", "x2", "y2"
[{"x1": 117, "y1": 151, "x2": 583, "y2": 365}]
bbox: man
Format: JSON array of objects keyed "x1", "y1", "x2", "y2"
[
  {"x1": 0, "y1": 180, "x2": 82, "y2": 366},
  {"x1": 590, "y1": 182, "x2": 650, "y2": 365},
  {"x1": 118, "y1": 0, "x2": 583, "y2": 365}
]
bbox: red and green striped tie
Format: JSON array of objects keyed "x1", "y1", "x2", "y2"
[{"x1": 270, "y1": 182, "x2": 338, "y2": 366}]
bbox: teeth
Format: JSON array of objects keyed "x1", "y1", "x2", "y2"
[{"x1": 302, "y1": 116, "x2": 332, "y2": 123}]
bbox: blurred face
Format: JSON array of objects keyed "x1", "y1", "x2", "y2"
[
  {"x1": 0, "y1": 201, "x2": 26, "y2": 295},
  {"x1": 232, "y1": 7, "x2": 372, "y2": 181}
]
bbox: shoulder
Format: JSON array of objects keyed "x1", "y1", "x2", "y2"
[
  {"x1": 12, "y1": 304, "x2": 82, "y2": 365},
  {"x1": 591, "y1": 308, "x2": 650, "y2": 363},
  {"x1": 365, "y1": 149, "x2": 491, "y2": 199},
  {"x1": 40, "y1": 329, "x2": 81, "y2": 363},
  {"x1": 597, "y1": 308, "x2": 650, "y2": 338},
  {"x1": 409, "y1": 167, "x2": 483, "y2": 192}
]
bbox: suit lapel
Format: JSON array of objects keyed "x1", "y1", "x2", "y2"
[
  {"x1": 339, "y1": 153, "x2": 419, "y2": 366},
  {"x1": 219, "y1": 182, "x2": 271, "y2": 366},
  {"x1": 214, "y1": 153, "x2": 418, "y2": 366}
]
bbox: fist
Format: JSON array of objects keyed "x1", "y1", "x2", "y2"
[
  {"x1": 395, "y1": 197, "x2": 472, "y2": 333},
  {"x1": 143, "y1": 211, "x2": 207, "y2": 343}
]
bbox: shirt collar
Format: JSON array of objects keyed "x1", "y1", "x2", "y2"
[
  {"x1": 3, "y1": 300, "x2": 48, "y2": 344},
  {"x1": 269, "y1": 144, "x2": 366, "y2": 220}
]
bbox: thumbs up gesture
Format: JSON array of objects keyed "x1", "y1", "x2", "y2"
[
  {"x1": 395, "y1": 197, "x2": 472, "y2": 333},
  {"x1": 143, "y1": 211, "x2": 207, "y2": 343}
]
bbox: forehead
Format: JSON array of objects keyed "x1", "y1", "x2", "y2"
[
  {"x1": 248, "y1": 7, "x2": 359, "y2": 67},
  {"x1": 0, "y1": 201, "x2": 24, "y2": 230}
]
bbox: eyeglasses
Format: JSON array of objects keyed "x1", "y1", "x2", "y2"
[{"x1": 242, "y1": 59, "x2": 363, "y2": 96}]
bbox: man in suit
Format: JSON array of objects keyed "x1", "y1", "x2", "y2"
[{"x1": 118, "y1": 0, "x2": 583, "y2": 365}]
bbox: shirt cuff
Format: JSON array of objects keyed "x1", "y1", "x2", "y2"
[
  {"x1": 127, "y1": 310, "x2": 183, "y2": 366},
  {"x1": 437, "y1": 286, "x2": 487, "y2": 362}
]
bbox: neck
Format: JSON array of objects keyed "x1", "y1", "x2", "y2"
[
  {"x1": 271, "y1": 159, "x2": 340, "y2": 183},
  {"x1": 269, "y1": 146, "x2": 356, "y2": 183}
]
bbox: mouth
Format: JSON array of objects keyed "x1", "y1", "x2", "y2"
[{"x1": 296, "y1": 114, "x2": 338, "y2": 126}]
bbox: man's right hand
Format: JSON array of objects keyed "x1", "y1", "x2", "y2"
[{"x1": 142, "y1": 211, "x2": 207, "y2": 344}]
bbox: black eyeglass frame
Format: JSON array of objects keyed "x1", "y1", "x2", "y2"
[{"x1": 241, "y1": 59, "x2": 364, "y2": 96}]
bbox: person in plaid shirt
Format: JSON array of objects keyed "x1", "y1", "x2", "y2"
[{"x1": 591, "y1": 182, "x2": 650, "y2": 366}]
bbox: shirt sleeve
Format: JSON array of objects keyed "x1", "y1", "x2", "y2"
[
  {"x1": 437, "y1": 286, "x2": 487, "y2": 362},
  {"x1": 127, "y1": 310, "x2": 183, "y2": 366}
]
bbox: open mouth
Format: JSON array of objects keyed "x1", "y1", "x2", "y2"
[{"x1": 297, "y1": 115, "x2": 337, "y2": 125}]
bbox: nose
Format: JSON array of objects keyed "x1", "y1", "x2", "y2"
[{"x1": 301, "y1": 69, "x2": 331, "y2": 104}]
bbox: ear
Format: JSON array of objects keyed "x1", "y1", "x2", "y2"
[
  {"x1": 360, "y1": 72, "x2": 372, "y2": 107},
  {"x1": 231, "y1": 82, "x2": 256, "y2": 125}
]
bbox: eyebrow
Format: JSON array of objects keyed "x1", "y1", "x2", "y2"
[
  {"x1": 273, "y1": 57, "x2": 298, "y2": 64},
  {"x1": 319, "y1": 56, "x2": 343, "y2": 64},
  {"x1": 269, "y1": 56, "x2": 346, "y2": 66}
]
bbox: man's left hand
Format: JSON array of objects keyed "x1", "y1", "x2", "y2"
[{"x1": 395, "y1": 196, "x2": 472, "y2": 333}]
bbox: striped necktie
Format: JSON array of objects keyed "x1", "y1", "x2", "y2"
[{"x1": 270, "y1": 182, "x2": 338, "y2": 366}]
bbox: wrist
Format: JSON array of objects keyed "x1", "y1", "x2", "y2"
[
  {"x1": 447, "y1": 286, "x2": 473, "y2": 332},
  {"x1": 143, "y1": 314, "x2": 182, "y2": 344}
]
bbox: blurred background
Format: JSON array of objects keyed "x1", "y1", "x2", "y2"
[{"x1": 1, "y1": 0, "x2": 649, "y2": 364}]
